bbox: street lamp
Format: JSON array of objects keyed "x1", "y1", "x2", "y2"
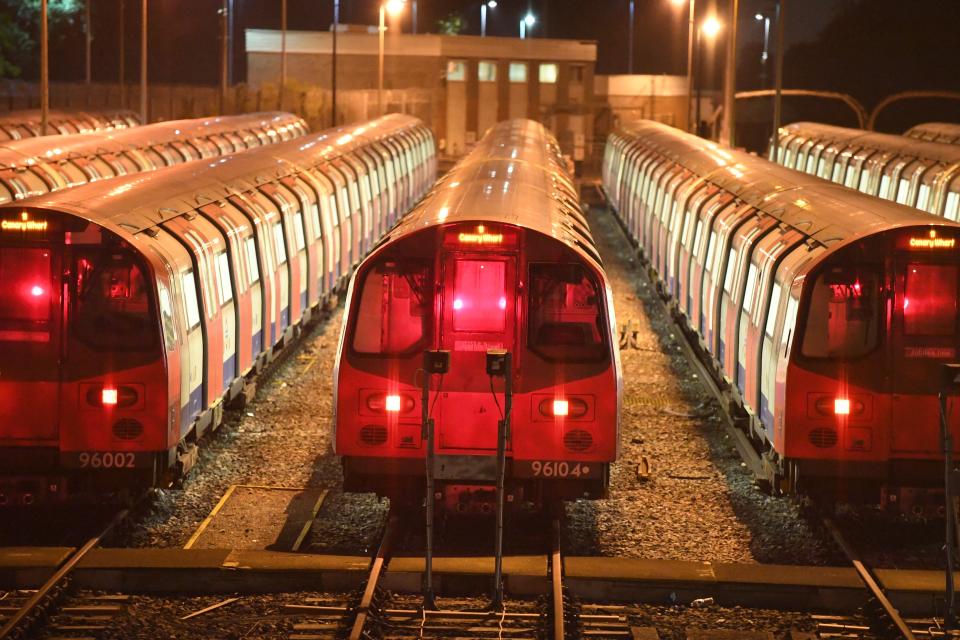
[
  {"x1": 669, "y1": 0, "x2": 695, "y2": 132},
  {"x1": 694, "y1": 16, "x2": 722, "y2": 137},
  {"x1": 481, "y1": 1, "x2": 497, "y2": 37},
  {"x1": 519, "y1": 12, "x2": 535, "y2": 39},
  {"x1": 379, "y1": 0, "x2": 406, "y2": 117},
  {"x1": 755, "y1": 12, "x2": 771, "y2": 86}
]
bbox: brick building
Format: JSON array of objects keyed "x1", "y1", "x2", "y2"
[{"x1": 245, "y1": 27, "x2": 596, "y2": 159}]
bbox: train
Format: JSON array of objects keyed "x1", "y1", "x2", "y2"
[
  {"x1": 334, "y1": 119, "x2": 621, "y2": 513},
  {"x1": 605, "y1": 120, "x2": 960, "y2": 510},
  {"x1": 0, "y1": 109, "x2": 140, "y2": 140},
  {"x1": 0, "y1": 114, "x2": 435, "y2": 505},
  {"x1": 904, "y1": 122, "x2": 960, "y2": 145},
  {"x1": 771, "y1": 122, "x2": 960, "y2": 218},
  {"x1": 0, "y1": 112, "x2": 308, "y2": 204}
]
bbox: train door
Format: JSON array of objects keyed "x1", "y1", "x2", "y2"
[
  {"x1": 889, "y1": 249, "x2": 960, "y2": 453},
  {"x1": 0, "y1": 242, "x2": 62, "y2": 442},
  {"x1": 437, "y1": 249, "x2": 518, "y2": 451}
]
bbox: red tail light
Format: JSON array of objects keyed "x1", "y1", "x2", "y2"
[
  {"x1": 366, "y1": 392, "x2": 414, "y2": 414},
  {"x1": 538, "y1": 397, "x2": 589, "y2": 418},
  {"x1": 102, "y1": 388, "x2": 119, "y2": 406},
  {"x1": 834, "y1": 398, "x2": 850, "y2": 415}
]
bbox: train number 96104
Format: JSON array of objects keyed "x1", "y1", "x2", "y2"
[{"x1": 517, "y1": 460, "x2": 603, "y2": 479}]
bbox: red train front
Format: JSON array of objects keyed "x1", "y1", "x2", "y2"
[{"x1": 335, "y1": 120, "x2": 621, "y2": 512}]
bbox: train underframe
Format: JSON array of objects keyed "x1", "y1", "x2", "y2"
[{"x1": 343, "y1": 456, "x2": 610, "y2": 514}]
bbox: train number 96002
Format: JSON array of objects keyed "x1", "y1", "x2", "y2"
[{"x1": 75, "y1": 452, "x2": 136, "y2": 469}]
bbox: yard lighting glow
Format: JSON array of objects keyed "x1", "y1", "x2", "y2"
[{"x1": 701, "y1": 16, "x2": 722, "y2": 38}]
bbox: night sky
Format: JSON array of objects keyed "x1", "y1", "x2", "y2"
[
  {"x1": 20, "y1": 0, "x2": 960, "y2": 136},
  {"x1": 72, "y1": 0, "x2": 845, "y2": 85}
]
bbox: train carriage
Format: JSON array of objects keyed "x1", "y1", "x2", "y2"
[
  {"x1": 0, "y1": 109, "x2": 140, "y2": 140},
  {"x1": 605, "y1": 120, "x2": 960, "y2": 508},
  {"x1": 0, "y1": 114, "x2": 435, "y2": 505},
  {"x1": 335, "y1": 120, "x2": 621, "y2": 512},
  {"x1": 905, "y1": 122, "x2": 960, "y2": 145},
  {"x1": 0, "y1": 112, "x2": 308, "y2": 204}
]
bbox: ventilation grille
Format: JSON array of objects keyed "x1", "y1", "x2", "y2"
[
  {"x1": 564, "y1": 429, "x2": 593, "y2": 452},
  {"x1": 808, "y1": 427, "x2": 838, "y2": 448},
  {"x1": 359, "y1": 425, "x2": 388, "y2": 447},
  {"x1": 113, "y1": 419, "x2": 143, "y2": 441}
]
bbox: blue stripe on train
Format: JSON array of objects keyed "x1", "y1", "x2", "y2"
[
  {"x1": 280, "y1": 306, "x2": 290, "y2": 329},
  {"x1": 180, "y1": 384, "x2": 204, "y2": 438},
  {"x1": 737, "y1": 363, "x2": 746, "y2": 394},
  {"x1": 300, "y1": 291, "x2": 307, "y2": 313},
  {"x1": 270, "y1": 321, "x2": 276, "y2": 345},
  {"x1": 760, "y1": 393, "x2": 773, "y2": 437},
  {"x1": 718, "y1": 337, "x2": 725, "y2": 366},
  {"x1": 252, "y1": 329, "x2": 263, "y2": 357},
  {"x1": 223, "y1": 354, "x2": 237, "y2": 391}
]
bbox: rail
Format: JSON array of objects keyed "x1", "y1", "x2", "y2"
[
  {"x1": 0, "y1": 508, "x2": 129, "y2": 640},
  {"x1": 823, "y1": 518, "x2": 916, "y2": 640}
]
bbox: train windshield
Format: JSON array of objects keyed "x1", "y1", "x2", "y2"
[
  {"x1": 0, "y1": 246, "x2": 56, "y2": 344},
  {"x1": 70, "y1": 249, "x2": 155, "y2": 352},
  {"x1": 528, "y1": 263, "x2": 607, "y2": 362},
  {"x1": 903, "y1": 264, "x2": 958, "y2": 336},
  {"x1": 801, "y1": 265, "x2": 881, "y2": 359},
  {"x1": 351, "y1": 258, "x2": 432, "y2": 355}
]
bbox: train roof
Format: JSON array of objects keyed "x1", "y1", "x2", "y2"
[
  {"x1": 0, "y1": 112, "x2": 304, "y2": 170},
  {"x1": 0, "y1": 108, "x2": 139, "y2": 127},
  {"x1": 905, "y1": 122, "x2": 960, "y2": 139},
  {"x1": 380, "y1": 119, "x2": 599, "y2": 264},
  {"x1": 782, "y1": 121, "x2": 960, "y2": 164},
  {"x1": 617, "y1": 120, "x2": 959, "y2": 252},
  {"x1": 1, "y1": 114, "x2": 426, "y2": 238}
]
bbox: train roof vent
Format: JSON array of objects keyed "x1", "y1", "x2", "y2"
[
  {"x1": 564, "y1": 429, "x2": 594, "y2": 453},
  {"x1": 808, "y1": 427, "x2": 838, "y2": 449},
  {"x1": 359, "y1": 425, "x2": 388, "y2": 447}
]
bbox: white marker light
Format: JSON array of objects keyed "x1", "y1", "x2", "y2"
[
  {"x1": 834, "y1": 398, "x2": 851, "y2": 415},
  {"x1": 385, "y1": 394, "x2": 401, "y2": 412},
  {"x1": 553, "y1": 399, "x2": 569, "y2": 417}
]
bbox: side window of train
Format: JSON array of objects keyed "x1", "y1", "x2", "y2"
[
  {"x1": 945, "y1": 190, "x2": 960, "y2": 221},
  {"x1": 765, "y1": 282, "x2": 782, "y2": 339},
  {"x1": 351, "y1": 259, "x2": 432, "y2": 354},
  {"x1": 157, "y1": 281, "x2": 177, "y2": 350},
  {"x1": 215, "y1": 251, "x2": 233, "y2": 306},
  {"x1": 182, "y1": 270, "x2": 201, "y2": 330},
  {"x1": 527, "y1": 264, "x2": 607, "y2": 363},
  {"x1": 273, "y1": 223, "x2": 287, "y2": 265},
  {"x1": 245, "y1": 237, "x2": 260, "y2": 284},
  {"x1": 723, "y1": 249, "x2": 739, "y2": 294},
  {"x1": 743, "y1": 263, "x2": 759, "y2": 313},
  {"x1": 801, "y1": 264, "x2": 881, "y2": 359},
  {"x1": 705, "y1": 230, "x2": 718, "y2": 272},
  {"x1": 782, "y1": 295, "x2": 799, "y2": 357}
]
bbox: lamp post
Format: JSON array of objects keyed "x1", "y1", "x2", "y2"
[
  {"x1": 332, "y1": 0, "x2": 340, "y2": 127},
  {"x1": 278, "y1": 0, "x2": 287, "y2": 110},
  {"x1": 480, "y1": 0, "x2": 497, "y2": 37},
  {"x1": 695, "y1": 16, "x2": 721, "y2": 137},
  {"x1": 628, "y1": 0, "x2": 634, "y2": 74},
  {"x1": 379, "y1": 0, "x2": 406, "y2": 117},
  {"x1": 720, "y1": 0, "x2": 739, "y2": 146},
  {"x1": 755, "y1": 12, "x2": 771, "y2": 87},
  {"x1": 140, "y1": 0, "x2": 147, "y2": 124},
  {"x1": 670, "y1": 0, "x2": 696, "y2": 132},
  {"x1": 519, "y1": 12, "x2": 535, "y2": 39},
  {"x1": 40, "y1": 0, "x2": 48, "y2": 135}
]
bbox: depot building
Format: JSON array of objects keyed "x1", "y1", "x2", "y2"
[{"x1": 245, "y1": 26, "x2": 596, "y2": 160}]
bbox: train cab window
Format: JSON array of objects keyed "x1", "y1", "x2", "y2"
[
  {"x1": 801, "y1": 265, "x2": 880, "y2": 359},
  {"x1": 72, "y1": 250, "x2": 155, "y2": 351},
  {"x1": 272, "y1": 223, "x2": 287, "y2": 265},
  {"x1": 182, "y1": 271, "x2": 201, "y2": 330},
  {"x1": 157, "y1": 282, "x2": 177, "y2": 350},
  {"x1": 215, "y1": 252, "x2": 233, "y2": 306},
  {"x1": 352, "y1": 259, "x2": 432, "y2": 355},
  {"x1": 0, "y1": 247, "x2": 53, "y2": 341},
  {"x1": 528, "y1": 264, "x2": 606, "y2": 362},
  {"x1": 451, "y1": 260, "x2": 507, "y2": 333},
  {"x1": 903, "y1": 264, "x2": 958, "y2": 336},
  {"x1": 244, "y1": 237, "x2": 260, "y2": 284}
]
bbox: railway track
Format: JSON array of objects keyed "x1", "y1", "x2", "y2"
[
  {"x1": 283, "y1": 513, "x2": 633, "y2": 639},
  {"x1": 0, "y1": 508, "x2": 128, "y2": 640}
]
